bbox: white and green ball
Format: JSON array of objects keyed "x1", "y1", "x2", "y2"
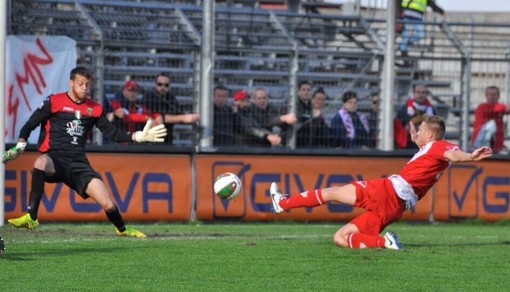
[{"x1": 214, "y1": 172, "x2": 242, "y2": 200}]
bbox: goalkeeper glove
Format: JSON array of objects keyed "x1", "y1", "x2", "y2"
[
  {"x1": 3, "y1": 142, "x2": 27, "y2": 164},
  {"x1": 134, "y1": 120, "x2": 167, "y2": 143}
]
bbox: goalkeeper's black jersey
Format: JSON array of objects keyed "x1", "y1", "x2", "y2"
[{"x1": 19, "y1": 92, "x2": 132, "y2": 154}]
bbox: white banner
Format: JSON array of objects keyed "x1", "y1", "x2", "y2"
[{"x1": 5, "y1": 35, "x2": 76, "y2": 143}]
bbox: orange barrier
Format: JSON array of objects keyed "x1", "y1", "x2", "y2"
[
  {"x1": 4, "y1": 153, "x2": 191, "y2": 222},
  {"x1": 4, "y1": 153, "x2": 509, "y2": 222},
  {"x1": 195, "y1": 155, "x2": 432, "y2": 221},
  {"x1": 433, "y1": 160, "x2": 510, "y2": 221}
]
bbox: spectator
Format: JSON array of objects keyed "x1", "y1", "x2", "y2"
[
  {"x1": 395, "y1": 83, "x2": 436, "y2": 149},
  {"x1": 233, "y1": 89, "x2": 282, "y2": 147},
  {"x1": 308, "y1": 87, "x2": 332, "y2": 147},
  {"x1": 331, "y1": 91, "x2": 371, "y2": 149},
  {"x1": 399, "y1": 0, "x2": 445, "y2": 57},
  {"x1": 212, "y1": 85, "x2": 237, "y2": 146},
  {"x1": 232, "y1": 89, "x2": 251, "y2": 115},
  {"x1": 295, "y1": 81, "x2": 313, "y2": 147},
  {"x1": 367, "y1": 92, "x2": 380, "y2": 148},
  {"x1": 471, "y1": 85, "x2": 509, "y2": 152},
  {"x1": 143, "y1": 73, "x2": 199, "y2": 144},
  {"x1": 106, "y1": 80, "x2": 162, "y2": 133},
  {"x1": 246, "y1": 88, "x2": 296, "y2": 147}
]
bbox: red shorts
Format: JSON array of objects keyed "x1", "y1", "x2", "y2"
[{"x1": 350, "y1": 178, "x2": 405, "y2": 236}]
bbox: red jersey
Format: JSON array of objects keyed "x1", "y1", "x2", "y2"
[
  {"x1": 471, "y1": 102, "x2": 507, "y2": 151},
  {"x1": 399, "y1": 140, "x2": 459, "y2": 200}
]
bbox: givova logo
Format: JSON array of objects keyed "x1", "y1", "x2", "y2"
[
  {"x1": 212, "y1": 161, "x2": 250, "y2": 218},
  {"x1": 448, "y1": 164, "x2": 510, "y2": 219},
  {"x1": 447, "y1": 164, "x2": 481, "y2": 219}
]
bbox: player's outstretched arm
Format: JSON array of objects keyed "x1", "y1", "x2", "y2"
[
  {"x1": 132, "y1": 120, "x2": 167, "y2": 143},
  {"x1": 444, "y1": 146, "x2": 493, "y2": 162}
]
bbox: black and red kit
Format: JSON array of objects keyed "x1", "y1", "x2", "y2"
[
  {"x1": 19, "y1": 92, "x2": 133, "y2": 154},
  {"x1": 18, "y1": 92, "x2": 134, "y2": 197}
]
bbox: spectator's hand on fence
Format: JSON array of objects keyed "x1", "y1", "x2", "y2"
[
  {"x1": 154, "y1": 114, "x2": 164, "y2": 125},
  {"x1": 183, "y1": 113, "x2": 200, "y2": 124},
  {"x1": 280, "y1": 113, "x2": 297, "y2": 125},
  {"x1": 312, "y1": 108, "x2": 322, "y2": 118},
  {"x1": 106, "y1": 112, "x2": 114, "y2": 122},
  {"x1": 133, "y1": 120, "x2": 167, "y2": 143},
  {"x1": 114, "y1": 108, "x2": 126, "y2": 119},
  {"x1": 266, "y1": 134, "x2": 282, "y2": 146}
]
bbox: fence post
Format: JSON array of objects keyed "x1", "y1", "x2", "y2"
[
  {"x1": 287, "y1": 43, "x2": 299, "y2": 149},
  {"x1": 460, "y1": 56, "x2": 472, "y2": 150},
  {"x1": 199, "y1": 0, "x2": 214, "y2": 150},
  {"x1": 379, "y1": 0, "x2": 396, "y2": 151}
]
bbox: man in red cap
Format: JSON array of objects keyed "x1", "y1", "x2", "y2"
[
  {"x1": 232, "y1": 89, "x2": 251, "y2": 113},
  {"x1": 105, "y1": 80, "x2": 162, "y2": 134}
]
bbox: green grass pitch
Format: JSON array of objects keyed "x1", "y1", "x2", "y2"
[{"x1": 1, "y1": 221, "x2": 509, "y2": 291}]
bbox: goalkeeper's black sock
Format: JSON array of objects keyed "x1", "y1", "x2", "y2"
[
  {"x1": 28, "y1": 168, "x2": 46, "y2": 221},
  {"x1": 105, "y1": 206, "x2": 126, "y2": 232}
]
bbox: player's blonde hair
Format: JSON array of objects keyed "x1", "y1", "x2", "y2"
[{"x1": 422, "y1": 114, "x2": 445, "y2": 140}]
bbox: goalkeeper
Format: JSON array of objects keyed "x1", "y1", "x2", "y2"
[{"x1": 6, "y1": 66, "x2": 167, "y2": 238}]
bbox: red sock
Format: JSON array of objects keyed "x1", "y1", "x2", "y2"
[
  {"x1": 347, "y1": 233, "x2": 385, "y2": 249},
  {"x1": 279, "y1": 189, "x2": 324, "y2": 210}
]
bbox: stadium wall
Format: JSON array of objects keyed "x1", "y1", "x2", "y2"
[{"x1": 4, "y1": 152, "x2": 510, "y2": 222}]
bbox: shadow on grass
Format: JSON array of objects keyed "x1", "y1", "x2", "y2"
[
  {"x1": 404, "y1": 240, "x2": 510, "y2": 247},
  {"x1": 0, "y1": 245, "x2": 131, "y2": 261}
]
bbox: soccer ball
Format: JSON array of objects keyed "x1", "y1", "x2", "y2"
[{"x1": 214, "y1": 172, "x2": 242, "y2": 200}]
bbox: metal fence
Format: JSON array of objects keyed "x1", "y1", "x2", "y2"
[{"x1": 8, "y1": 0, "x2": 510, "y2": 153}]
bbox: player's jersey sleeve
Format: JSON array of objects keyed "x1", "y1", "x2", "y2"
[
  {"x1": 433, "y1": 140, "x2": 460, "y2": 161},
  {"x1": 18, "y1": 98, "x2": 52, "y2": 141},
  {"x1": 95, "y1": 110, "x2": 133, "y2": 143}
]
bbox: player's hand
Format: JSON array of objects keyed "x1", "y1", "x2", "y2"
[
  {"x1": 2, "y1": 142, "x2": 27, "y2": 164},
  {"x1": 471, "y1": 146, "x2": 493, "y2": 161},
  {"x1": 134, "y1": 120, "x2": 167, "y2": 143}
]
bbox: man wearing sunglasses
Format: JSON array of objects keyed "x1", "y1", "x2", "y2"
[{"x1": 143, "y1": 73, "x2": 199, "y2": 144}]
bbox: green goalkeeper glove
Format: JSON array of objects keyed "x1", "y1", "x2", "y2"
[
  {"x1": 134, "y1": 120, "x2": 167, "y2": 143},
  {"x1": 3, "y1": 142, "x2": 27, "y2": 164}
]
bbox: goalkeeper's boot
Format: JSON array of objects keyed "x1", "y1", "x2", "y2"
[
  {"x1": 270, "y1": 182, "x2": 284, "y2": 214},
  {"x1": 7, "y1": 213, "x2": 39, "y2": 230},
  {"x1": 0, "y1": 236, "x2": 4, "y2": 254},
  {"x1": 384, "y1": 231, "x2": 403, "y2": 250},
  {"x1": 116, "y1": 226, "x2": 147, "y2": 238}
]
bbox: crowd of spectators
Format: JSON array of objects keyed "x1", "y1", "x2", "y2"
[{"x1": 103, "y1": 74, "x2": 509, "y2": 153}]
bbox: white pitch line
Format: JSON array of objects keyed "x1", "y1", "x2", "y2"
[{"x1": 6, "y1": 233, "x2": 331, "y2": 244}]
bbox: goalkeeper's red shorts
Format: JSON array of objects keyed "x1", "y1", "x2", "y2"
[{"x1": 350, "y1": 178, "x2": 405, "y2": 236}]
